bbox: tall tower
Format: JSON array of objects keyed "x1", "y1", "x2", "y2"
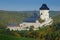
[{"x1": 39, "y1": 4, "x2": 49, "y2": 21}]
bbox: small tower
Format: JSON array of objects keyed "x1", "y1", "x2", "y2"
[{"x1": 39, "y1": 4, "x2": 49, "y2": 21}]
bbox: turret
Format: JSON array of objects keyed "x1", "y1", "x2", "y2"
[{"x1": 39, "y1": 4, "x2": 49, "y2": 21}]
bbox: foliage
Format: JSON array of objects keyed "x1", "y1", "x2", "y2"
[{"x1": 0, "y1": 34, "x2": 35, "y2": 40}]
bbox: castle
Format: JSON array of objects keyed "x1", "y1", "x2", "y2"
[{"x1": 7, "y1": 4, "x2": 53, "y2": 31}]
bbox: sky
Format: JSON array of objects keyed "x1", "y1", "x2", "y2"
[{"x1": 0, "y1": 0, "x2": 60, "y2": 11}]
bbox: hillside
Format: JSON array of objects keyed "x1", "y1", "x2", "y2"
[
  {"x1": 0, "y1": 34, "x2": 35, "y2": 40},
  {"x1": 0, "y1": 11, "x2": 32, "y2": 24},
  {"x1": 0, "y1": 10, "x2": 60, "y2": 25}
]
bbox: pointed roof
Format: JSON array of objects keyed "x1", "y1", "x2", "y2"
[{"x1": 40, "y1": 4, "x2": 49, "y2": 10}]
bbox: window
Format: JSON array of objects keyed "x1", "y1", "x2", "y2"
[
  {"x1": 20, "y1": 25, "x2": 22, "y2": 27},
  {"x1": 41, "y1": 13, "x2": 42, "y2": 15}
]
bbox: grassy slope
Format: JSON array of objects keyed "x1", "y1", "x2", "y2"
[{"x1": 0, "y1": 34, "x2": 36, "y2": 40}]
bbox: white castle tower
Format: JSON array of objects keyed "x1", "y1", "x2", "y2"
[
  {"x1": 39, "y1": 4, "x2": 53, "y2": 26},
  {"x1": 39, "y1": 4, "x2": 49, "y2": 21}
]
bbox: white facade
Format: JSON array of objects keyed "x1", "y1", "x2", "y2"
[
  {"x1": 19, "y1": 18, "x2": 53, "y2": 30},
  {"x1": 40, "y1": 10, "x2": 49, "y2": 21},
  {"x1": 7, "y1": 26, "x2": 21, "y2": 31}
]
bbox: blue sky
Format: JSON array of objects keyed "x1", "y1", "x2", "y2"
[{"x1": 0, "y1": 0, "x2": 60, "y2": 11}]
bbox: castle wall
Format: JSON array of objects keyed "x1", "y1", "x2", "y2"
[
  {"x1": 40, "y1": 10, "x2": 49, "y2": 20},
  {"x1": 7, "y1": 26, "x2": 21, "y2": 31}
]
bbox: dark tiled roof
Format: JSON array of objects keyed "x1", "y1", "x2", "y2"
[
  {"x1": 8, "y1": 23, "x2": 18, "y2": 27},
  {"x1": 40, "y1": 4, "x2": 49, "y2": 10},
  {"x1": 23, "y1": 13, "x2": 39, "y2": 23}
]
